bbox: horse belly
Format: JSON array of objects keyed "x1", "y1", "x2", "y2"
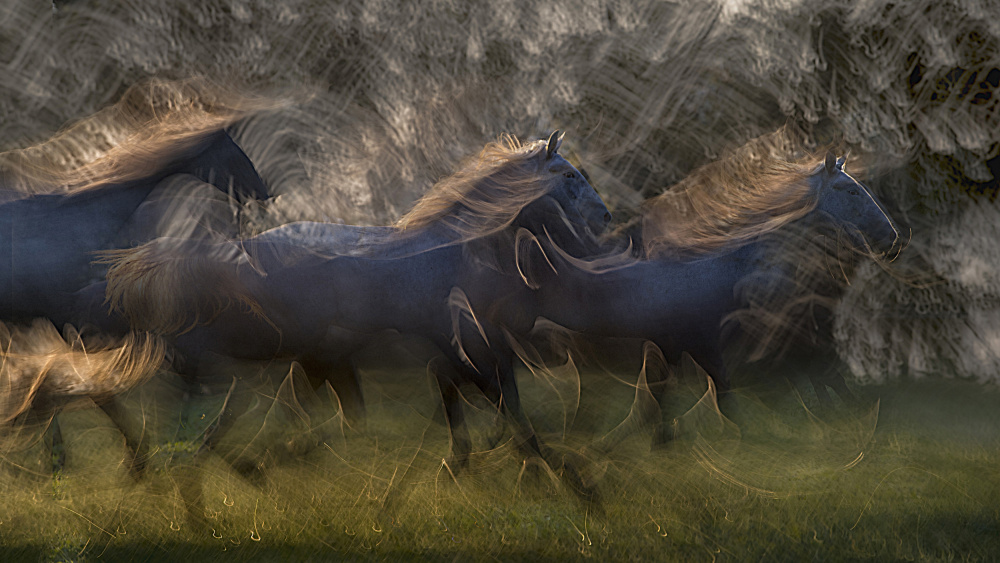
[
  {"x1": 271, "y1": 257, "x2": 452, "y2": 342},
  {"x1": 570, "y1": 261, "x2": 737, "y2": 340},
  {"x1": 356, "y1": 255, "x2": 451, "y2": 330},
  {"x1": 175, "y1": 311, "x2": 284, "y2": 363}
]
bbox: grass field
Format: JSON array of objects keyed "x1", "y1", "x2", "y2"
[{"x1": 1, "y1": 350, "x2": 997, "y2": 562}]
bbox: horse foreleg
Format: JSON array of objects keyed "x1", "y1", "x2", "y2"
[
  {"x1": 632, "y1": 341, "x2": 675, "y2": 447},
  {"x1": 503, "y1": 373, "x2": 596, "y2": 500},
  {"x1": 198, "y1": 376, "x2": 259, "y2": 477},
  {"x1": 497, "y1": 371, "x2": 545, "y2": 459},
  {"x1": 97, "y1": 396, "x2": 148, "y2": 479},
  {"x1": 826, "y1": 371, "x2": 860, "y2": 408},
  {"x1": 808, "y1": 371, "x2": 836, "y2": 411},
  {"x1": 430, "y1": 357, "x2": 472, "y2": 471},
  {"x1": 44, "y1": 414, "x2": 66, "y2": 476},
  {"x1": 493, "y1": 355, "x2": 597, "y2": 500},
  {"x1": 301, "y1": 356, "x2": 366, "y2": 433}
]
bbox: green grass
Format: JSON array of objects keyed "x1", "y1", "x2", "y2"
[{"x1": 1, "y1": 357, "x2": 997, "y2": 562}]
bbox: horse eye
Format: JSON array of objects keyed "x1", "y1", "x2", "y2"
[
  {"x1": 563, "y1": 171, "x2": 576, "y2": 179},
  {"x1": 848, "y1": 189, "x2": 859, "y2": 196}
]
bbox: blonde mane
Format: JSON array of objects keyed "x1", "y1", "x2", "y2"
[
  {"x1": 0, "y1": 77, "x2": 285, "y2": 195},
  {"x1": 641, "y1": 129, "x2": 827, "y2": 257},
  {"x1": 394, "y1": 135, "x2": 559, "y2": 241}
]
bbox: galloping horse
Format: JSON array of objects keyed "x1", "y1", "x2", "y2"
[
  {"x1": 524, "y1": 136, "x2": 900, "y2": 440},
  {"x1": 101, "y1": 132, "x2": 611, "y2": 490},
  {"x1": 0, "y1": 132, "x2": 268, "y2": 324},
  {"x1": 0, "y1": 80, "x2": 273, "y2": 474}
]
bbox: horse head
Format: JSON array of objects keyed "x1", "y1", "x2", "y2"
[
  {"x1": 517, "y1": 131, "x2": 611, "y2": 253},
  {"x1": 811, "y1": 152, "x2": 900, "y2": 257}
]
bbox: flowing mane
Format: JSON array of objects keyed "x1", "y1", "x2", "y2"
[
  {"x1": 394, "y1": 134, "x2": 558, "y2": 241},
  {"x1": 641, "y1": 129, "x2": 826, "y2": 257},
  {"x1": 0, "y1": 77, "x2": 284, "y2": 195}
]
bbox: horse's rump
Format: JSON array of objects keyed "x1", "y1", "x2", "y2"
[{"x1": 100, "y1": 237, "x2": 266, "y2": 334}]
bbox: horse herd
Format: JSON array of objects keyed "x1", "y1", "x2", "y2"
[{"x1": 0, "y1": 91, "x2": 902, "y2": 501}]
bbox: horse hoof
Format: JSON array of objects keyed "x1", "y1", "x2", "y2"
[
  {"x1": 127, "y1": 457, "x2": 148, "y2": 481},
  {"x1": 445, "y1": 453, "x2": 469, "y2": 474},
  {"x1": 50, "y1": 450, "x2": 66, "y2": 476},
  {"x1": 650, "y1": 423, "x2": 676, "y2": 449},
  {"x1": 231, "y1": 458, "x2": 267, "y2": 485},
  {"x1": 561, "y1": 461, "x2": 601, "y2": 505}
]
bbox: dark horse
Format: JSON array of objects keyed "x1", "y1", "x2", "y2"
[
  {"x1": 0, "y1": 133, "x2": 267, "y2": 324},
  {"x1": 523, "y1": 136, "x2": 900, "y2": 443},
  {"x1": 0, "y1": 80, "x2": 272, "y2": 475},
  {"x1": 102, "y1": 132, "x2": 611, "y2": 492}
]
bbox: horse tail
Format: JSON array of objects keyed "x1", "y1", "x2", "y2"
[
  {"x1": 0, "y1": 320, "x2": 168, "y2": 424},
  {"x1": 98, "y1": 238, "x2": 267, "y2": 335}
]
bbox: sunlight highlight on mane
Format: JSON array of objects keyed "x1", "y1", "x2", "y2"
[
  {"x1": 641, "y1": 128, "x2": 825, "y2": 257},
  {"x1": 0, "y1": 320, "x2": 167, "y2": 423},
  {"x1": 394, "y1": 134, "x2": 557, "y2": 241},
  {"x1": 0, "y1": 77, "x2": 285, "y2": 195}
]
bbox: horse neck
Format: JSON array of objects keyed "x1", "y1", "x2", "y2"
[{"x1": 51, "y1": 180, "x2": 161, "y2": 242}]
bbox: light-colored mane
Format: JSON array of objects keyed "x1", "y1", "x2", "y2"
[
  {"x1": 641, "y1": 129, "x2": 826, "y2": 257},
  {"x1": 394, "y1": 135, "x2": 558, "y2": 242},
  {"x1": 0, "y1": 77, "x2": 284, "y2": 195}
]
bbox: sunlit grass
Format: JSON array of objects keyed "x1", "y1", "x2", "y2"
[{"x1": 1, "y1": 355, "x2": 997, "y2": 562}]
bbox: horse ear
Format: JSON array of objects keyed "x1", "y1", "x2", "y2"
[
  {"x1": 825, "y1": 151, "x2": 837, "y2": 174},
  {"x1": 836, "y1": 156, "x2": 846, "y2": 170},
  {"x1": 546, "y1": 131, "x2": 563, "y2": 159}
]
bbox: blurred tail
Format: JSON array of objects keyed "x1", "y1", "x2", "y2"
[
  {"x1": 98, "y1": 237, "x2": 266, "y2": 334},
  {"x1": 0, "y1": 320, "x2": 168, "y2": 424}
]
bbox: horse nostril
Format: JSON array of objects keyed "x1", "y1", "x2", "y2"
[{"x1": 603, "y1": 212, "x2": 612, "y2": 224}]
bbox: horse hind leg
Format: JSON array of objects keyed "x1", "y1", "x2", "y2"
[
  {"x1": 490, "y1": 351, "x2": 599, "y2": 501},
  {"x1": 809, "y1": 367, "x2": 861, "y2": 412},
  {"x1": 27, "y1": 396, "x2": 67, "y2": 478},
  {"x1": 196, "y1": 373, "x2": 262, "y2": 478},
  {"x1": 96, "y1": 396, "x2": 148, "y2": 480},
  {"x1": 44, "y1": 414, "x2": 66, "y2": 477},
  {"x1": 300, "y1": 356, "x2": 367, "y2": 435},
  {"x1": 630, "y1": 343, "x2": 676, "y2": 447}
]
